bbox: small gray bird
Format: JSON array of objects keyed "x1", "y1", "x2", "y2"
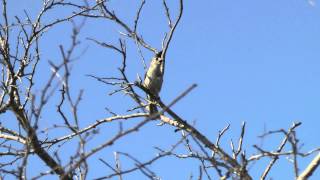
[{"x1": 143, "y1": 51, "x2": 164, "y2": 115}]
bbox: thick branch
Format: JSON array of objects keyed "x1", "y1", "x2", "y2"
[
  {"x1": 297, "y1": 152, "x2": 320, "y2": 180},
  {"x1": 137, "y1": 83, "x2": 252, "y2": 179}
]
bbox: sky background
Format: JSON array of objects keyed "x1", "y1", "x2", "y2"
[{"x1": 5, "y1": 0, "x2": 320, "y2": 179}]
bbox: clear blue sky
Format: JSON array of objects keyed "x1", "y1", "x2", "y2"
[{"x1": 6, "y1": 0, "x2": 320, "y2": 179}]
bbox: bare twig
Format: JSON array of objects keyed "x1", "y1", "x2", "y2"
[{"x1": 260, "y1": 122, "x2": 302, "y2": 180}]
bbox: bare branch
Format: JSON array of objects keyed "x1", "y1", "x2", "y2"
[
  {"x1": 297, "y1": 152, "x2": 320, "y2": 180},
  {"x1": 260, "y1": 122, "x2": 302, "y2": 180},
  {"x1": 161, "y1": 0, "x2": 184, "y2": 59}
]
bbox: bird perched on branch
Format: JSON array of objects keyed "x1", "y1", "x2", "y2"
[{"x1": 143, "y1": 51, "x2": 164, "y2": 116}]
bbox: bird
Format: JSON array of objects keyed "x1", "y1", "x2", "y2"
[{"x1": 143, "y1": 51, "x2": 164, "y2": 116}]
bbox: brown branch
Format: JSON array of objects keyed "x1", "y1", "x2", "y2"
[
  {"x1": 137, "y1": 82, "x2": 252, "y2": 179},
  {"x1": 44, "y1": 113, "x2": 148, "y2": 144},
  {"x1": 163, "y1": 0, "x2": 173, "y2": 28},
  {"x1": 62, "y1": 118, "x2": 151, "y2": 179},
  {"x1": 260, "y1": 122, "x2": 302, "y2": 180},
  {"x1": 161, "y1": 0, "x2": 183, "y2": 59},
  {"x1": 97, "y1": 1, "x2": 156, "y2": 52},
  {"x1": 297, "y1": 152, "x2": 320, "y2": 180}
]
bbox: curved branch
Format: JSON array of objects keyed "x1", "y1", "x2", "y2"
[{"x1": 161, "y1": 0, "x2": 184, "y2": 59}]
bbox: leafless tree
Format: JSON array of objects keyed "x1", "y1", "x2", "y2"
[{"x1": 0, "y1": 0, "x2": 319, "y2": 179}]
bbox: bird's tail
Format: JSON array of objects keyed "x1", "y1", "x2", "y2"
[{"x1": 146, "y1": 95, "x2": 158, "y2": 117}]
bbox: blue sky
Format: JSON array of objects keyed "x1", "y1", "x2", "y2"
[{"x1": 5, "y1": 0, "x2": 320, "y2": 179}]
